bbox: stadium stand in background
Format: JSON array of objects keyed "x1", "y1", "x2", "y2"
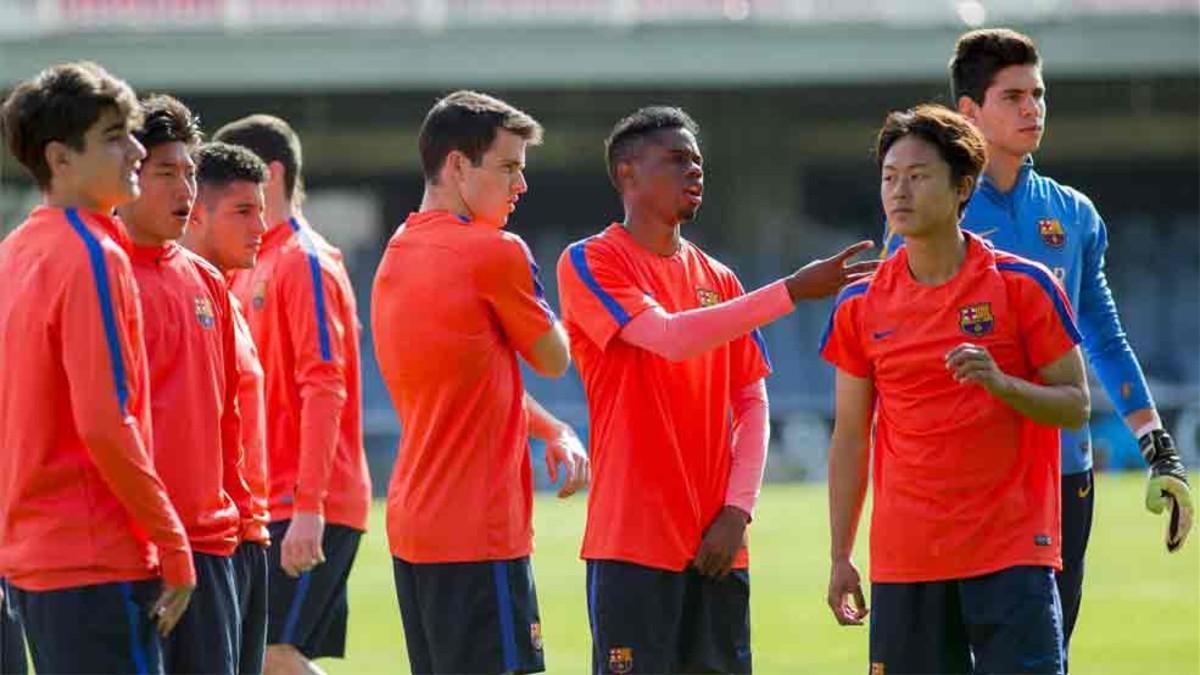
[{"x1": 2, "y1": 0, "x2": 1197, "y2": 490}]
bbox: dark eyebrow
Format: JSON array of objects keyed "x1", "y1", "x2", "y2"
[
  {"x1": 103, "y1": 121, "x2": 126, "y2": 134},
  {"x1": 882, "y1": 162, "x2": 929, "y2": 170}
]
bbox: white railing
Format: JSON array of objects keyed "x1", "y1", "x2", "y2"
[{"x1": 0, "y1": 0, "x2": 1196, "y2": 34}]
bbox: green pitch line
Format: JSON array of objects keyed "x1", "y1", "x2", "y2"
[{"x1": 326, "y1": 472, "x2": 1197, "y2": 675}]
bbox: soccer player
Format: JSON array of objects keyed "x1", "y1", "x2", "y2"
[
  {"x1": 0, "y1": 62, "x2": 194, "y2": 674},
  {"x1": 372, "y1": 90, "x2": 588, "y2": 675},
  {"x1": 216, "y1": 114, "x2": 372, "y2": 675},
  {"x1": 116, "y1": 94, "x2": 256, "y2": 674},
  {"x1": 825, "y1": 104, "x2": 1091, "y2": 674},
  {"x1": 180, "y1": 141, "x2": 273, "y2": 675},
  {"x1": 557, "y1": 106, "x2": 877, "y2": 674},
  {"x1": 880, "y1": 29, "x2": 1193, "y2": 655}
]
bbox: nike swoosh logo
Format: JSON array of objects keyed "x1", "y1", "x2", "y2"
[
  {"x1": 1077, "y1": 482, "x2": 1092, "y2": 498},
  {"x1": 873, "y1": 330, "x2": 896, "y2": 340}
]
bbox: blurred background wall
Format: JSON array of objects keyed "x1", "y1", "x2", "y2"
[{"x1": 3, "y1": 0, "x2": 1197, "y2": 490}]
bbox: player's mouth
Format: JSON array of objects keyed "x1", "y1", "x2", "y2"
[
  {"x1": 683, "y1": 183, "x2": 703, "y2": 205},
  {"x1": 170, "y1": 207, "x2": 190, "y2": 225},
  {"x1": 1020, "y1": 125, "x2": 1043, "y2": 134}
]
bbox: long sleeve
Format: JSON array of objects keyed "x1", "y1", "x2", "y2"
[
  {"x1": 1075, "y1": 202, "x2": 1154, "y2": 416},
  {"x1": 618, "y1": 280, "x2": 793, "y2": 362},
  {"x1": 278, "y1": 253, "x2": 349, "y2": 515},
  {"x1": 725, "y1": 380, "x2": 770, "y2": 517},
  {"x1": 61, "y1": 249, "x2": 194, "y2": 586},
  {"x1": 214, "y1": 284, "x2": 255, "y2": 538}
]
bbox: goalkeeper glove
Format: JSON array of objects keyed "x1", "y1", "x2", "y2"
[{"x1": 1140, "y1": 429, "x2": 1193, "y2": 553}]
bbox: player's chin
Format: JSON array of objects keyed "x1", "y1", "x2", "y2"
[{"x1": 678, "y1": 204, "x2": 701, "y2": 222}]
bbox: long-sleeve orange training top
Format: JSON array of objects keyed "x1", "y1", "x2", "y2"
[
  {"x1": 0, "y1": 206, "x2": 194, "y2": 591},
  {"x1": 131, "y1": 241, "x2": 254, "y2": 556},
  {"x1": 230, "y1": 216, "x2": 370, "y2": 530}
]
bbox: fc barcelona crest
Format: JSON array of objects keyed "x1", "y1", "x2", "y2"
[
  {"x1": 530, "y1": 623, "x2": 543, "y2": 651},
  {"x1": 252, "y1": 279, "x2": 268, "y2": 310},
  {"x1": 1038, "y1": 218, "x2": 1066, "y2": 248},
  {"x1": 958, "y1": 302, "x2": 994, "y2": 337},
  {"x1": 608, "y1": 647, "x2": 634, "y2": 674},
  {"x1": 696, "y1": 288, "x2": 719, "y2": 307},
  {"x1": 194, "y1": 297, "x2": 215, "y2": 329}
]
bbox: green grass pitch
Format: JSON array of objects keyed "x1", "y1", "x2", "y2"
[{"x1": 328, "y1": 472, "x2": 1198, "y2": 674}]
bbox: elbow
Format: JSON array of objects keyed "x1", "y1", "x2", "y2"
[
  {"x1": 531, "y1": 346, "x2": 571, "y2": 378},
  {"x1": 1064, "y1": 386, "x2": 1091, "y2": 431}
]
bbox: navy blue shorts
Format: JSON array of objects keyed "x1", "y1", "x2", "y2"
[
  {"x1": 393, "y1": 556, "x2": 545, "y2": 675},
  {"x1": 1057, "y1": 469, "x2": 1094, "y2": 664},
  {"x1": 0, "y1": 578, "x2": 28, "y2": 674},
  {"x1": 234, "y1": 541, "x2": 269, "y2": 674},
  {"x1": 586, "y1": 560, "x2": 751, "y2": 675},
  {"x1": 266, "y1": 521, "x2": 362, "y2": 660},
  {"x1": 163, "y1": 552, "x2": 239, "y2": 674},
  {"x1": 9, "y1": 578, "x2": 163, "y2": 674},
  {"x1": 869, "y1": 565, "x2": 1065, "y2": 674}
]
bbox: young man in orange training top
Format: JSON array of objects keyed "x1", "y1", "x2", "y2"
[
  {"x1": 824, "y1": 105, "x2": 1089, "y2": 674},
  {"x1": 372, "y1": 90, "x2": 588, "y2": 675},
  {"x1": 876, "y1": 31, "x2": 1193, "y2": 662},
  {"x1": 180, "y1": 140, "x2": 272, "y2": 675},
  {"x1": 0, "y1": 62, "x2": 194, "y2": 674},
  {"x1": 557, "y1": 106, "x2": 877, "y2": 675},
  {"x1": 116, "y1": 94, "x2": 256, "y2": 674},
  {"x1": 216, "y1": 114, "x2": 372, "y2": 675}
]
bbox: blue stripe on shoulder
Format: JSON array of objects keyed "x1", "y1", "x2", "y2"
[
  {"x1": 119, "y1": 582, "x2": 149, "y2": 675},
  {"x1": 997, "y1": 261, "x2": 1083, "y2": 344},
  {"x1": 66, "y1": 208, "x2": 130, "y2": 415},
  {"x1": 568, "y1": 239, "x2": 630, "y2": 326},
  {"x1": 751, "y1": 328, "x2": 773, "y2": 371},
  {"x1": 529, "y1": 259, "x2": 557, "y2": 320},
  {"x1": 289, "y1": 218, "x2": 333, "y2": 361},
  {"x1": 818, "y1": 282, "x2": 869, "y2": 352},
  {"x1": 492, "y1": 562, "x2": 519, "y2": 672}
]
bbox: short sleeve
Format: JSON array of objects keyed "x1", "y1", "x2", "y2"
[
  {"x1": 556, "y1": 238, "x2": 658, "y2": 351},
  {"x1": 819, "y1": 284, "x2": 871, "y2": 378},
  {"x1": 477, "y1": 234, "x2": 558, "y2": 359},
  {"x1": 999, "y1": 260, "x2": 1083, "y2": 369},
  {"x1": 723, "y1": 274, "x2": 773, "y2": 389}
]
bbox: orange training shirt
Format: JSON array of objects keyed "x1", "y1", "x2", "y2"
[
  {"x1": 132, "y1": 242, "x2": 252, "y2": 556},
  {"x1": 230, "y1": 293, "x2": 270, "y2": 545},
  {"x1": 373, "y1": 211, "x2": 557, "y2": 563},
  {"x1": 230, "y1": 216, "x2": 370, "y2": 531},
  {"x1": 557, "y1": 224, "x2": 772, "y2": 572},
  {"x1": 0, "y1": 206, "x2": 193, "y2": 590},
  {"x1": 821, "y1": 233, "x2": 1080, "y2": 582}
]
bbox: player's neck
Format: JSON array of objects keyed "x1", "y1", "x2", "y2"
[
  {"x1": 418, "y1": 184, "x2": 471, "y2": 221},
  {"x1": 983, "y1": 149, "x2": 1027, "y2": 194},
  {"x1": 179, "y1": 232, "x2": 221, "y2": 272},
  {"x1": 904, "y1": 226, "x2": 967, "y2": 286},
  {"x1": 266, "y1": 190, "x2": 296, "y2": 229},
  {"x1": 622, "y1": 212, "x2": 682, "y2": 257},
  {"x1": 44, "y1": 185, "x2": 117, "y2": 215},
  {"x1": 118, "y1": 212, "x2": 169, "y2": 248}
]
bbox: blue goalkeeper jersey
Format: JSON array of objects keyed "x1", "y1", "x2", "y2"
[{"x1": 882, "y1": 158, "x2": 1153, "y2": 475}]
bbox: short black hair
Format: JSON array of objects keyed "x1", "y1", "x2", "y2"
[
  {"x1": 212, "y1": 114, "x2": 302, "y2": 200},
  {"x1": 418, "y1": 90, "x2": 543, "y2": 183},
  {"x1": 876, "y1": 104, "x2": 988, "y2": 216},
  {"x1": 134, "y1": 94, "x2": 202, "y2": 152},
  {"x1": 604, "y1": 106, "x2": 699, "y2": 190},
  {"x1": 951, "y1": 28, "x2": 1041, "y2": 105},
  {"x1": 1, "y1": 61, "x2": 140, "y2": 189},
  {"x1": 195, "y1": 141, "x2": 268, "y2": 199}
]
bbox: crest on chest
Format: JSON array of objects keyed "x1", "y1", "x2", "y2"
[
  {"x1": 958, "y1": 302, "x2": 994, "y2": 337},
  {"x1": 1038, "y1": 218, "x2": 1066, "y2": 248},
  {"x1": 194, "y1": 296, "x2": 216, "y2": 329},
  {"x1": 696, "y1": 288, "x2": 719, "y2": 307}
]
